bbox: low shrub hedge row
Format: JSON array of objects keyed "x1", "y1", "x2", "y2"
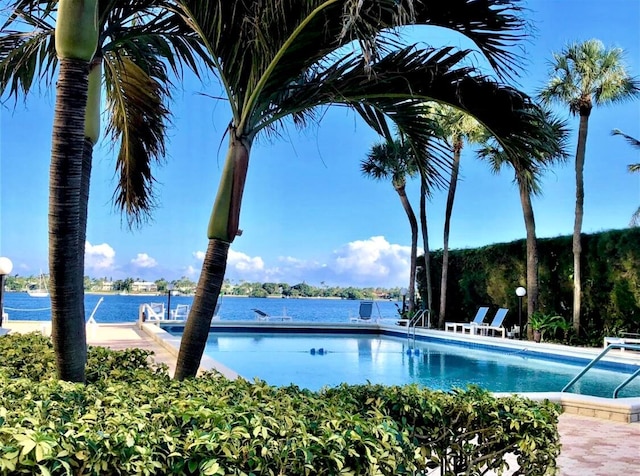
[{"x1": 0, "y1": 333, "x2": 561, "y2": 475}]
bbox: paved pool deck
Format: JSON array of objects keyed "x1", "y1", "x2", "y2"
[{"x1": 3, "y1": 321, "x2": 639, "y2": 474}]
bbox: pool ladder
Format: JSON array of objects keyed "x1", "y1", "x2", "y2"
[
  {"x1": 562, "y1": 343, "x2": 640, "y2": 398},
  {"x1": 407, "y1": 309, "x2": 429, "y2": 348}
]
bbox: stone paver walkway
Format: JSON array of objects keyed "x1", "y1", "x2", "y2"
[{"x1": 4, "y1": 321, "x2": 640, "y2": 474}]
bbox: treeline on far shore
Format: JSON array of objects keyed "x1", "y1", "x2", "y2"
[{"x1": 3, "y1": 274, "x2": 404, "y2": 301}]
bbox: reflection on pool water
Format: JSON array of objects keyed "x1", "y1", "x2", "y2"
[{"x1": 199, "y1": 332, "x2": 640, "y2": 398}]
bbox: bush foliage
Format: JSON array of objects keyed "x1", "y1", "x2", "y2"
[
  {"x1": 420, "y1": 228, "x2": 640, "y2": 341},
  {"x1": 0, "y1": 333, "x2": 561, "y2": 475}
]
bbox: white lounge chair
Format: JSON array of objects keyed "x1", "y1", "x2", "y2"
[
  {"x1": 445, "y1": 306, "x2": 489, "y2": 333},
  {"x1": 252, "y1": 308, "x2": 292, "y2": 321},
  {"x1": 350, "y1": 301, "x2": 374, "y2": 322},
  {"x1": 171, "y1": 304, "x2": 190, "y2": 320},
  {"x1": 473, "y1": 308, "x2": 509, "y2": 338},
  {"x1": 142, "y1": 302, "x2": 165, "y2": 321}
]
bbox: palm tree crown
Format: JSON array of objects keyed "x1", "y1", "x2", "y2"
[{"x1": 540, "y1": 39, "x2": 640, "y2": 115}]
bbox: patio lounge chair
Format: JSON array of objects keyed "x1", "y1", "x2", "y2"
[
  {"x1": 252, "y1": 308, "x2": 292, "y2": 321},
  {"x1": 171, "y1": 304, "x2": 190, "y2": 320},
  {"x1": 473, "y1": 308, "x2": 509, "y2": 338},
  {"x1": 445, "y1": 306, "x2": 489, "y2": 333},
  {"x1": 350, "y1": 301, "x2": 374, "y2": 322}
]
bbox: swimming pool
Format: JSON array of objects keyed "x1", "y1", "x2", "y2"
[{"x1": 194, "y1": 330, "x2": 640, "y2": 398}]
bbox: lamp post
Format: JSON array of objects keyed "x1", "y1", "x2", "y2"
[
  {"x1": 0, "y1": 257, "x2": 14, "y2": 327},
  {"x1": 400, "y1": 287, "x2": 408, "y2": 316},
  {"x1": 166, "y1": 283, "x2": 175, "y2": 320},
  {"x1": 515, "y1": 286, "x2": 526, "y2": 340}
]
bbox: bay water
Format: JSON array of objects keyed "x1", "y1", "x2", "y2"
[{"x1": 3, "y1": 292, "x2": 403, "y2": 324}]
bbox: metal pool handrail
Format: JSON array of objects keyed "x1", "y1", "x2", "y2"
[
  {"x1": 407, "y1": 309, "x2": 427, "y2": 347},
  {"x1": 562, "y1": 343, "x2": 640, "y2": 397}
]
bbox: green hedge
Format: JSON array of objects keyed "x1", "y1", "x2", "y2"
[
  {"x1": 0, "y1": 333, "x2": 561, "y2": 475},
  {"x1": 419, "y1": 228, "x2": 640, "y2": 339}
]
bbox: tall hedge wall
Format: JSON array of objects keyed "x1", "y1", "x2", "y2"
[{"x1": 418, "y1": 227, "x2": 640, "y2": 335}]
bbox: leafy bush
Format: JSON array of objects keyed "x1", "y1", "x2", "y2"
[
  {"x1": 0, "y1": 335, "x2": 561, "y2": 475},
  {"x1": 420, "y1": 227, "x2": 640, "y2": 343}
]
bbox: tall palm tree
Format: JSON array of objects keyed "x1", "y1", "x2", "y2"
[
  {"x1": 612, "y1": 129, "x2": 640, "y2": 225},
  {"x1": 47, "y1": 0, "x2": 99, "y2": 382},
  {"x1": 539, "y1": 39, "x2": 640, "y2": 335},
  {"x1": 172, "y1": 0, "x2": 563, "y2": 379},
  {"x1": 478, "y1": 111, "x2": 569, "y2": 337},
  {"x1": 1, "y1": 0, "x2": 205, "y2": 380},
  {"x1": 430, "y1": 104, "x2": 484, "y2": 328},
  {"x1": 362, "y1": 139, "x2": 420, "y2": 312}
]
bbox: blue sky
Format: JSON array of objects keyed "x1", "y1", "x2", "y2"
[{"x1": 1, "y1": 0, "x2": 639, "y2": 288}]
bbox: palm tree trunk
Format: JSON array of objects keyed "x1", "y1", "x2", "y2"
[
  {"x1": 573, "y1": 111, "x2": 590, "y2": 335},
  {"x1": 78, "y1": 138, "x2": 93, "y2": 321},
  {"x1": 517, "y1": 176, "x2": 539, "y2": 340},
  {"x1": 396, "y1": 186, "x2": 418, "y2": 313},
  {"x1": 174, "y1": 238, "x2": 229, "y2": 380},
  {"x1": 49, "y1": 57, "x2": 90, "y2": 382},
  {"x1": 439, "y1": 146, "x2": 461, "y2": 327},
  {"x1": 420, "y1": 181, "x2": 432, "y2": 324},
  {"x1": 78, "y1": 57, "x2": 101, "y2": 321},
  {"x1": 175, "y1": 132, "x2": 251, "y2": 380}
]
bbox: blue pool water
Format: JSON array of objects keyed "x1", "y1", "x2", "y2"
[{"x1": 201, "y1": 332, "x2": 640, "y2": 398}]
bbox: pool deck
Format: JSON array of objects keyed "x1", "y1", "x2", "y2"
[{"x1": 3, "y1": 320, "x2": 639, "y2": 474}]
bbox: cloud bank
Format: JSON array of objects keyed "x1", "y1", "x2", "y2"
[{"x1": 192, "y1": 236, "x2": 414, "y2": 287}]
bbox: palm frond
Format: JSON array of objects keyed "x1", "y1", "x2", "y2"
[
  {"x1": 476, "y1": 107, "x2": 570, "y2": 195},
  {"x1": 631, "y1": 207, "x2": 640, "y2": 227},
  {"x1": 612, "y1": 129, "x2": 640, "y2": 149},
  {"x1": 104, "y1": 52, "x2": 171, "y2": 227},
  {"x1": 539, "y1": 39, "x2": 640, "y2": 113},
  {"x1": 0, "y1": 7, "x2": 56, "y2": 102}
]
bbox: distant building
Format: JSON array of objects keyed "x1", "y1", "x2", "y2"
[
  {"x1": 131, "y1": 281, "x2": 158, "y2": 293},
  {"x1": 100, "y1": 281, "x2": 114, "y2": 292}
]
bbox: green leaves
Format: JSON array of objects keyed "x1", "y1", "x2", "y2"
[{"x1": 0, "y1": 334, "x2": 561, "y2": 474}]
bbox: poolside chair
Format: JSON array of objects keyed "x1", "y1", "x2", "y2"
[
  {"x1": 252, "y1": 308, "x2": 292, "y2": 321},
  {"x1": 350, "y1": 301, "x2": 374, "y2": 322},
  {"x1": 445, "y1": 306, "x2": 489, "y2": 333},
  {"x1": 171, "y1": 304, "x2": 190, "y2": 320},
  {"x1": 252, "y1": 309, "x2": 270, "y2": 321},
  {"x1": 474, "y1": 308, "x2": 509, "y2": 338},
  {"x1": 212, "y1": 301, "x2": 222, "y2": 321},
  {"x1": 142, "y1": 302, "x2": 165, "y2": 321}
]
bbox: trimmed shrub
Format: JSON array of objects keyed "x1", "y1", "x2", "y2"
[{"x1": 0, "y1": 335, "x2": 561, "y2": 475}]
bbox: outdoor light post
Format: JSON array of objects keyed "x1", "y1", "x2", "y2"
[
  {"x1": 400, "y1": 288, "x2": 408, "y2": 316},
  {"x1": 0, "y1": 257, "x2": 14, "y2": 327},
  {"x1": 166, "y1": 283, "x2": 175, "y2": 320},
  {"x1": 515, "y1": 286, "x2": 527, "y2": 340}
]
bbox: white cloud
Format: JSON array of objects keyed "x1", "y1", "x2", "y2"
[
  {"x1": 85, "y1": 241, "x2": 115, "y2": 271},
  {"x1": 329, "y1": 236, "x2": 413, "y2": 287},
  {"x1": 131, "y1": 253, "x2": 157, "y2": 268},
  {"x1": 189, "y1": 236, "x2": 414, "y2": 287}
]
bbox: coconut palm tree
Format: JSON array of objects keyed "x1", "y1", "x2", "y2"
[
  {"x1": 362, "y1": 139, "x2": 420, "y2": 313},
  {"x1": 612, "y1": 129, "x2": 640, "y2": 225},
  {"x1": 539, "y1": 39, "x2": 640, "y2": 335},
  {"x1": 478, "y1": 110, "x2": 569, "y2": 338},
  {"x1": 172, "y1": 0, "x2": 563, "y2": 379},
  {"x1": 1, "y1": 0, "x2": 205, "y2": 381},
  {"x1": 430, "y1": 104, "x2": 485, "y2": 328}
]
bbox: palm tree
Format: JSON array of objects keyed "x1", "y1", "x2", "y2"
[
  {"x1": 539, "y1": 39, "x2": 640, "y2": 335},
  {"x1": 362, "y1": 139, "x2": 420, "y2": 313},
  {"x1": 1, "y1": 0, "x2": 205, "y2": 381},
  {"x1": 430, "y1": 104, "x2": 485, "y2": 328},
  {"x1": 46, "y1": 0, "x2": 99, "y2": 382},
  {"x1": 478, "y1": 110, "x2": 569, "y2": 338},
  {"x1": 612, "y1": 129, "x2": 640, "y2": 225},
  {"x1": 172, "y1": 0, "x2": 563, "y2": 379}
]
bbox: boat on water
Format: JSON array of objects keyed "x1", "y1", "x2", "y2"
[{"x1": 27, "y1": 272, "x2": 49, "y2": 298}]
